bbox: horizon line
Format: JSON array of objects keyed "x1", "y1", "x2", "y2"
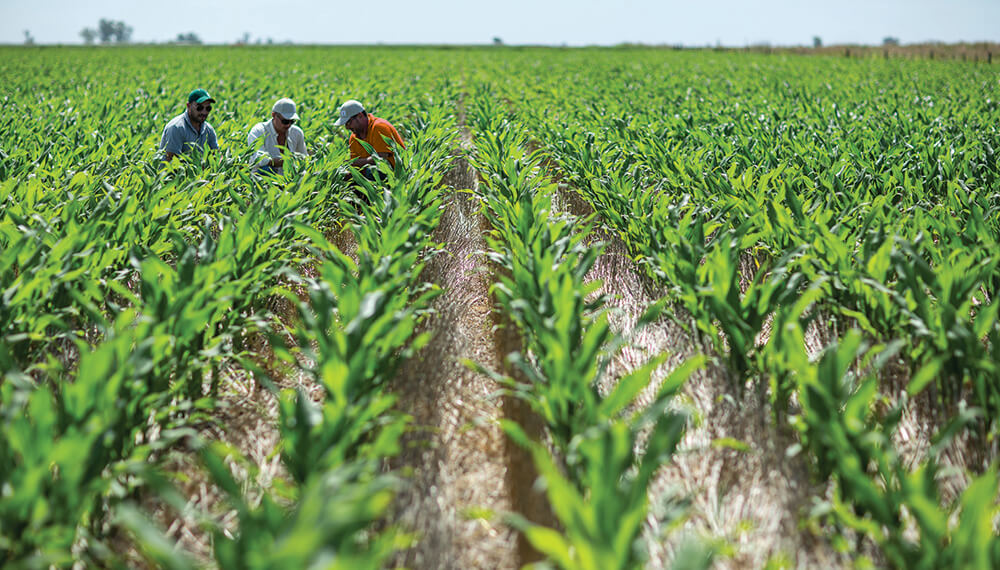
[{"x1": 4, "y1": 40, "x2": 1000, "y2": 49}]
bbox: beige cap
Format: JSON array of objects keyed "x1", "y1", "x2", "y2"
[
  {"x1": 272, "y1": 98, "x2": 299, "y2": 120},
  {"x1": 334, "y1": 99, "x2": 364, "y2": 125}
]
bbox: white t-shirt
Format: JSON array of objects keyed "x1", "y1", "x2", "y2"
[{"x1": 248, "y1": 120, "x2": 307, "y2": 174}]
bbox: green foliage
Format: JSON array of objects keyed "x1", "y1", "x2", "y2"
[
  {"x1": 4, "y1": 45, "x2": 1000, "y2": 567},
  {"x1": 782, "y1": 326, "x2": 1000, "y2": 569},
  {"x1": 501, "y1": 362, "x2": 706, "y2": 570}
]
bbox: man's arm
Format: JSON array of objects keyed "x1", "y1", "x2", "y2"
[
  {"x1": 351, "y1": 155, "x2": 376, "y2": 167},
  {"x1": 346, "y1": 135, "x2": 365, "y2": 167},
  {"x1": 290, "y1": 128, "x2": 308, "y2": 156},
  {"x1": 349, "y1": 124, "x2": 399, "y2": 167},
  {"x1": 207, "y1": 126, "x2": 219, "y2": 151},
  {"x1": 385, "y1": 123, "x2": 405, "y2": 148},
  {"x1": 160, "y1": 131, "x2": 182, "y2": 161},
  {"x1": 248, "y1": 124, "x2": 279, "y2": 168},
  {"x1": 350, "y1": 152, "x2": 392, "y2": 167}
]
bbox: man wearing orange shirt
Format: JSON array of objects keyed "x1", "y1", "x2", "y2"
[{"x1": 334, "y1": 99, "x2": 405, "y2": 174}]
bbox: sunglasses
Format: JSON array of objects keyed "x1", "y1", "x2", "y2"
[
  {"x1": 196, "y1": 104, "x2": 212, "y2": 112},
  {"x1": 279, "y1": 118, "x2": 295, "y2": 125}
]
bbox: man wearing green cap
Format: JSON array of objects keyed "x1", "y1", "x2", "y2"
[{"x1": 159, "y1": 88, "x2": 219, "y2": 161}]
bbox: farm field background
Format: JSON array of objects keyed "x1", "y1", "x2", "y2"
[{"x1": 2, "y1": 46, "x2": 999, "y2": 569}]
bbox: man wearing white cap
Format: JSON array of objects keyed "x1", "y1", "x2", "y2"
[
  {"x1": 248, "y1": 97, "x2": 308, "y2": 175},
  {"x1": 334, "y1": 99, "x2": 405, "y2": 172}
]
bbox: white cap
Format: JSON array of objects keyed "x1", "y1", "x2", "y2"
[
  {"x1": 334, "y1": 99, "x2": 364, "y2": 126},
  {"x1": 272, "y1": 98, "x2": 299, "y2": 121}
]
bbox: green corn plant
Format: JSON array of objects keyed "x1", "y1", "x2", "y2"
[
  {"x1": 274, "y1": 130, "x2": 450, "y2": 480},
  {"x1": 129, "y1": 233, "x2": 261, "y2": 400},
  {"x1": 727, "y1": 164, "x2": 825, "y2": 254},
  {"x1": 806, "y1": 224, "x2": 907, "y2": 342},
  {"x1": 0, "y1": 213, "x2": 124, "y2": 370},
  {"x1": 204, "y1": 444, "x2": 404, "y2": 570},
  {"x1": 782, "y1": 325, "x2": 1000, "y2": 569},
  {"x1": 278, "y1": 387, "x2": 407, "y2": 486},
  {"x1": 469, "y1": 103, "x2": 610, "y2": 453},
  {"x1": 578, "y1": 172, "x2": 733, "y2": 297},
  {"x1": 890, "y1": 238, "x2": 1000, "y2": 415},
  {"x1": 0, "y1": 308, "x2": 203, "y2": 567},
  {"x1": 693, "y1": 232, "x2": 807, "y2": 381},
  {"x1": 500, "y1": 357, "x2": 707, "y2": 570},
  {"x1": 761, "y1": 277, "x2": 829, "y2": 421},
  {"x1": 121, "y1": 443, "x2": 404, "y2": 570}
]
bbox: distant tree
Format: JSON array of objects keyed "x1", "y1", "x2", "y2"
[
  {"x1": 882, "y1": 36, "x2": 900, "y2": 46},
  {"x1": 493, "y1": 36, "x2": 503, "y2": 46},
  {"x1": 23, "y1": 30, "x2": 34, "y2": 45},
  {"x1": 174, "y1": 32, "x2": 202, "y2": 44},
  {"x1": 113, "y1": 21, "x2": 133, "y2": 43},
  {"x1": 98, "y1": 19, "x2": 132, "y2": 43},
  {"x1": 238, "y1": 31, "x2": 250, "y2": 44},
  {"x1": 98, "y1": 19, "x2": 114, "y2": 42},
  {"x1": 813, "y1": 36, "x2": 822, "y2": 48},
  {"x1": 80, "y1": 27, "x2": 97, "y2": 44}
]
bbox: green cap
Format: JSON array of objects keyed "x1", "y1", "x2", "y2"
[{"x1": 187, "y1": 88, "x2": 215, "y2": 104}]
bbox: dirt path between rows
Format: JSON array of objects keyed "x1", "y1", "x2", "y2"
[{"x1": 387, "y1": 122, "x2": 521, "y2": 569}]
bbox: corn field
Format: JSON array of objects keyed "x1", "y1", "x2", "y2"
[{"x1": 2, "y1": 45, "x2": 999, "y2": 569}]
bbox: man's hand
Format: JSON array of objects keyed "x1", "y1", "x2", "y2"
[
  {"x1": 351, "y1": 155, "x2": 376, "y2": 168},
  {"x1": 350, "y1": 152, "x2": 392, "y2": 168}
]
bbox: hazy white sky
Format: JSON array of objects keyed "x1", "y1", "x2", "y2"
[{"x1": 3, "y1": 0, "x2": 999, "y2": 46}]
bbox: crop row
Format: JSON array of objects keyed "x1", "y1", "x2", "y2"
[{"x1": 465, "y1": 83, "x2": 715, "y2": 569}]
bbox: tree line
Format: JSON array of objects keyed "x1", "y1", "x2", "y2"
[{"x1": 79, "y1": 19, "x2": 133, "y2": 44}]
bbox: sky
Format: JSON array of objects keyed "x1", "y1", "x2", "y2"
[{"x1": 3, "y1": 0, "x2": 999, "y2": 47}]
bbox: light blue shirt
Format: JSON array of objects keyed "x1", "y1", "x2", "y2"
[{"x1": 159, "y1": 111, "x2": 218, "y2": 156}]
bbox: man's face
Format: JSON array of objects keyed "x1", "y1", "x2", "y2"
[
  {"x1": 187, "y1": 100, "x2": 212, "y2": 123},
  {"x1": 345, "y1": 112, "x2": 367, "y2": 137},
  {"x1": 272, "y1": 112, "x2": 295, "y2": 134}
]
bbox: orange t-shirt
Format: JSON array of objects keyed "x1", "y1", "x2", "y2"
[{"x1": 348, "y1": 114, "x2": 405, "y2": 167}]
